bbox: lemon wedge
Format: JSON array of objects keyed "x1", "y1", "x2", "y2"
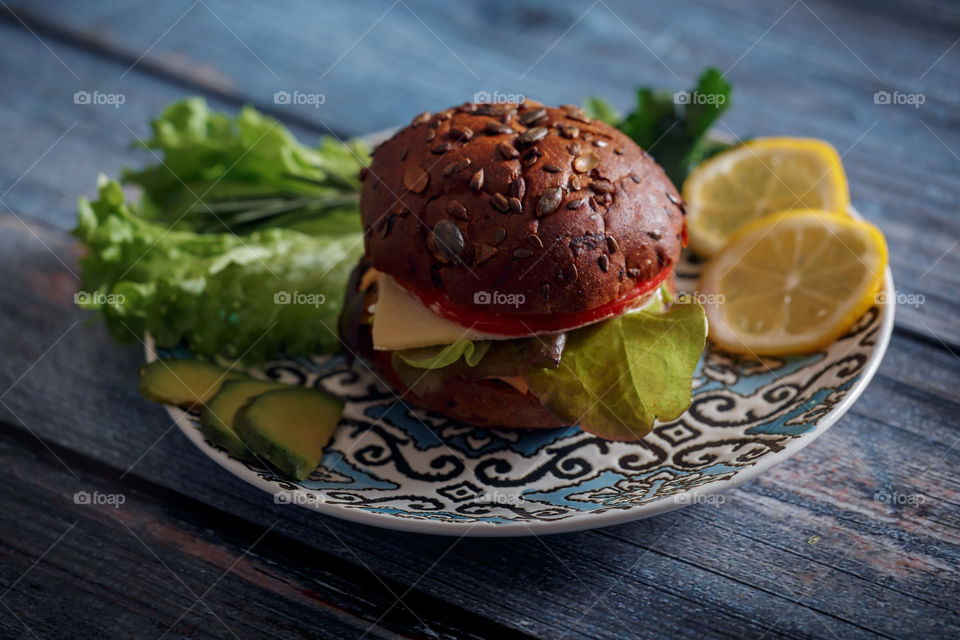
[
  {"x1": 698, "y1": 210, "x2": 887, "y2": 355},
  {"x1": 683, "y1": 137, "x2": 850, "y2": 256}
]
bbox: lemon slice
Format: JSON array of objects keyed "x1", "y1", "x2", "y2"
[
  {"x1": 699, "y1": 210, "x2": 887, "y2": 356},
  {"x1": 683, "y1": 137, "x2": 850, "y2": 256}
]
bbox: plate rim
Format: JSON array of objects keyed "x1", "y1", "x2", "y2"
[{"x1": 146, "y1": 140, "x2": 895, "y2": 535}]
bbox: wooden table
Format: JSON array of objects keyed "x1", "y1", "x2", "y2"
[{"x1": 1, "y1": 1, "x2": 957, "y2": 638}]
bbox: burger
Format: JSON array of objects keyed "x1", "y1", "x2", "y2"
[{"x1": 340, "y1": 101, "x2": 706, "y2": 441}]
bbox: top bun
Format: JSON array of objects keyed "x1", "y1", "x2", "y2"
[{"x1": 358, "y1": 101, "x2": 685, "y2": 316}]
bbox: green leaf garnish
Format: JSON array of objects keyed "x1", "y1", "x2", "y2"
[
  {"x1": 524, "y1": 303, "x2": 706, "y2": 440},
  {"x1": 582, "y1": 97, "x2": 620, "y2": 125},
  {"x1": 595, "y1": 67, "x2": 732, "y2": 187},
  {"x1": 74, "y1": 177, "x2": 363, "y2": 362},
  {"x1": 397, "y1": 339, "x2": 492, "y2": 369},
  {"x1": 73, "y1": 98, "x2": 370, "y2": 362},
  {"x1": 124, "y1": 97, "x2": 368, "y2": 235}
]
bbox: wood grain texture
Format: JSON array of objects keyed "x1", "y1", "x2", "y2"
[
  {"x1": 0, "y1": 425, "x2": 541, "y2": 640},
  {"x1": 0, "y1": 215, "x2": 957, "y2": 639},
  {"x1": 0, "y1": 0, "x2": 958, "y2": 637},
  {"x1": 0, "y1": 1, "x2": 958, "y2": 346}
]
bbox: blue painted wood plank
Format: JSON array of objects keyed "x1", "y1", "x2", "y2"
[
  {"x1": 0, "y1": 13, "x2": 957, "y2": 344},
  {"x1": 0, "y1": 1, "x2": 958, "y2": 636},
  {"x1": 0, "y1": 427, "x2": 531, "y2": 640}
]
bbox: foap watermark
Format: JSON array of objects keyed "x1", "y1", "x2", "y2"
[
  {"x1": 473, "y1": 90, "x2": 525, "y2": 105},
  {"x1": 874, "y1": 90, "x2": 925, "y2": 108},
  {"x1": 74, "y1": 291, "x2": 125, "y2": 306},
  {"x1": 671, "y1": 492, "x2": 726, "y2": 507},
  {"x1": 74, "y1": 490, "x2": 126, "y2": 508},
  {"x1": 675, "y1": 291, "x2": 725, "y2": 306},
  {"x1": 273, "y1": 90, "x2": 326, "y2": 108},
  {"x1": 874, "y1": 489, "x2": 925, "y2": 506},
  {"x1": 274, "y1": 490, "x2": 326, "y2": 506},
  {"x1": 875, "y1": 290, "x2": 925, "y2": 308},
  {"x1": 74, "y1": 90, "x2": 126, "y2": 108},
  {"x1": 475, "y1": 491, "x2": 522, "y2": 507},
  {"x1": 673, "y1": 90, "x2": 726, "y2": 106},
  {"x1": 473, "y1": 290, "x2": 525, "y2": 308},
  {"x1": 274, "y1": 290, "x2": 326, "y2": 308}
]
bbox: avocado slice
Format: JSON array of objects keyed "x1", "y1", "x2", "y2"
[
  {"x1": 234, "y1": 387, "x2": 344, "y2": 481},
  {"x1": 138, "y1": 359, "x2": 244, "y2": 410},
  {"x1": 200, "y1": 379, "x2": 287, "y2": 459}
]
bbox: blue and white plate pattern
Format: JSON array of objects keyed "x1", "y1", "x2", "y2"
[{"x1": 148, "y1": 222, "x2": 894, "y2": 537}]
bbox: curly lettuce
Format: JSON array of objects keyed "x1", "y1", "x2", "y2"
[
  {"x1": 75, "y1": 177, "x2": 362, "y2": 362},
  {"x1": 124, "y1": 97, "x2": 368, "y2": 235},
  {"x1": 73, "y1": 99, "x2": 369, "y2": 362}
]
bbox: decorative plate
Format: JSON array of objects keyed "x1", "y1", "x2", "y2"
[{"x1": 146, "y1": 202, "x2": 893, "y2": 536}]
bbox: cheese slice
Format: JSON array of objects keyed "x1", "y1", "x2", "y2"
[
  {"x1": 370, "y1": 273, "x2": 669, "y2": 351},
  {"x1": 372, "y1": 275, "x2": 513, "y2": 350},
  {"x1": 493, "y1": 375, "x2": 530, "y2": 394}
]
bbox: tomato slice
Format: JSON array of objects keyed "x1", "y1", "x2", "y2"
[{"x1": 393, "y1": 267, "x2": 673, "y2": 336}]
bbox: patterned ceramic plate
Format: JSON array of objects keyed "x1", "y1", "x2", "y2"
[{"x1": 146, "y1": 200, "x2": 893, "y2": 536}]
